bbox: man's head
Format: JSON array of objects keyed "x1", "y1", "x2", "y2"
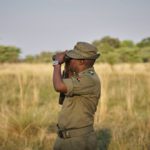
[
  {"x1": 66, "y1": 42, "x2": 100, "y2": 60},
  {"x1": 65, "y1": 42, "x2": 100, "y2": 73}
]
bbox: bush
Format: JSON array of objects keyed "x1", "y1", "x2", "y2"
[{"x1": 0, "y1": 45, "x2": 21, "y2": 63}]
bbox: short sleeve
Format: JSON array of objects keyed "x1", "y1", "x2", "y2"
[{"x1": 63, "y1": 78, "x2": 73, "y2": 96}]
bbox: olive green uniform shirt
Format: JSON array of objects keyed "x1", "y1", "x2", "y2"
[{"x1": 58, "y1": 67, "x2": 101, "y2": 129}]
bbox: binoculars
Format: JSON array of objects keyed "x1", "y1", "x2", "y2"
[{"x1": 52, "y1": 54, "x2": 71, "y2": 62}]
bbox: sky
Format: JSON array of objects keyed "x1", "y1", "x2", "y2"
[{"x1": 0, "y1": 0, "x2": 150, "y2": 57}]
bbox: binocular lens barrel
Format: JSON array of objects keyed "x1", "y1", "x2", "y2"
[{"x1": 52, "y1": 55, "x2": 71, "y2": 62}]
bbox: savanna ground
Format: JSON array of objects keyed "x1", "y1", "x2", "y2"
[{"x1": 0, "y1": 63, "x2": 150, "y2": 150}]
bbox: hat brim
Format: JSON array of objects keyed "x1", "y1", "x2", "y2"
[{"x1": 66, "y1": 50, "x2": 100, "y2": 60}]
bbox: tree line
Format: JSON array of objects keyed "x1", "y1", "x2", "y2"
[{"x1": 0, "y1": 36, "x2": 150, "y2": 64}]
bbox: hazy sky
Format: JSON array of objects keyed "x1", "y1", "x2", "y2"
[{"x1": 0, "y1": 0, "x2": 150, "y2": 57}]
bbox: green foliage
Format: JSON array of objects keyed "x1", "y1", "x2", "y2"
[
  {"x1": 120, "y1": 40, "x2": 135, "y2": 48},
  {"x1": 0, "y1": 45, "x2": 21, "y2": 63},
  {"x1": 137, "y1": 37, "x2": 150, "y2": 48},
  {"x1": 93, "y1": 36, "x2": 150, "y2": 64},
  {"x1": 35, "y1": 52, "x2": 53, "y2": 63},
  {"x1": 24, "y1": 55, "x2": 36, "y2": 63},
  {"x1": 116, "y1": 47, "x2": 141, "y2": 63},
  {"x1": 98, "y1": 52, "x2": 120, "y2": 64},
  {"x1": 24, "y1": 51, "x2": 54, "y2": 63},
  {"x1": 138, "y1": 47, "x2": 150, "y2": 62},
  {"x1": 1, "y1": 36, "x2": 150, "y2": 64},
  {"x1": 93, "y1": 36, "x2": 120, "y2": 49}
]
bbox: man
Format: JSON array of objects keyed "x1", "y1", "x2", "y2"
[{"x1": 52, "y1": 42, "x2": 101, "y2": 150}]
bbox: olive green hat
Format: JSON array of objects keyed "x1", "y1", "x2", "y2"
[{"x1": 66, "y1": 42, "x2": 100, "y2": 60}]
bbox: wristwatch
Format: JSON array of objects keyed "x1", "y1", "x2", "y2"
[{"x1": 53, "y1": 60, "x2": 60, "y2": 66}]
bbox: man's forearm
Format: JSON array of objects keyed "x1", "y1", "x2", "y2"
[{"x1": 53, "y1": 65, "x2": 67, "y2": 93}]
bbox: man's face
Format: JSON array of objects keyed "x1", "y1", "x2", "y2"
[{"x1": 69, "y1": 59, "x2": 80, "y2": 73}]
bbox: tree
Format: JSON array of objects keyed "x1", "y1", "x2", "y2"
[
  {"x1": 116, "y1": 47, "x2": 141, "y2": 63},
  {"x1": 93, "y1": 36, "x2": 121, "y2": 63},
  {"x1": 37, "y1": 52, "x2": 53, "y2": 62},
  {"x1": 24, "y1": 51, "x2": 54, "y2": 63},
  {"x1": 138, "y1": 47, "x2": 150, "y2": 62},
  {"x1": 137, "y1": 37, "x2": 150, "y2": 48},
  {"x1": 0, "y1": 45, "x2": 21, "y2": 63},
  {"x1": 93, "y1": 36, "x2": 120, "y2": 49},
  {"x1": 120, "y1": 40, "x2": 135, "y2": 48},
  {"x1": 24, "y1": 55, "x2": 35, "y2": 63}
]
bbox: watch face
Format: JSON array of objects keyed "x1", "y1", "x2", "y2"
[{"x1": 53, "y1": 60, "x2": 59, "y2": 65}]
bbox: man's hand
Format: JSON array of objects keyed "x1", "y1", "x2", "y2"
[{"x1": 54, "y1": 51, "x2": 66, "y2": 64}]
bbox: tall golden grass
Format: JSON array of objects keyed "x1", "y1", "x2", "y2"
[{"x1": 0, "y1": 63, "x2": 150, "y2": 150}]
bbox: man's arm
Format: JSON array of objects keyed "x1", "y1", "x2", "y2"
[
  {"x1": 52, "y1": 52, "x2": 67, "y2": 93},
  {"x1": 53, "y1": 65, "x2": 67, "y2": 93}
]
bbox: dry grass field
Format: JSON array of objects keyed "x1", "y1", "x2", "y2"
[{"x1": 0, "y1": 63, "x2": 150, "y2": 150}]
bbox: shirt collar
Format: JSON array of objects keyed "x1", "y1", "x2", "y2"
[{"x1": 78, "y1": 67, "x2": 94, "y2": 76}]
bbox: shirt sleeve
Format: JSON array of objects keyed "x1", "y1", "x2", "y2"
[
  {"x1": 63, "y1": 75, "x2": 95, "y2": 97},
  {"x1": 63, "y1": 78, "x2": 74, "y2": 96}
]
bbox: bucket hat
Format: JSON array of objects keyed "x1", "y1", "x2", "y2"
[{"x1": 66, "y1": 42, "x2": 100, "y2": 59}]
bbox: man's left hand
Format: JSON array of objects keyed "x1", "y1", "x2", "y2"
[{"x1": 55, "y1": 51, "x2": 66, "y2": 64}]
